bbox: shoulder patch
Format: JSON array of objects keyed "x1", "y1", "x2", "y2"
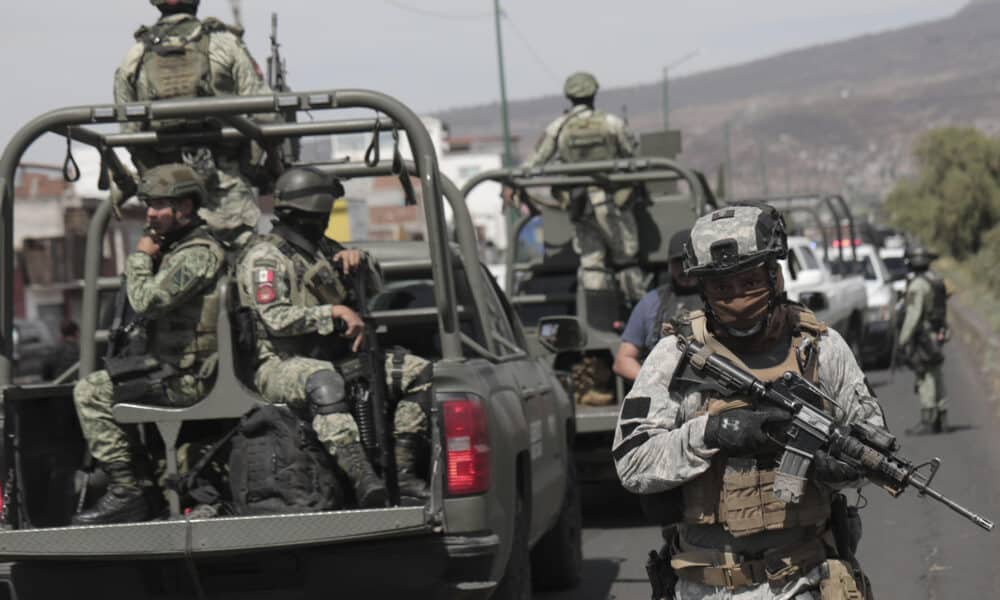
[{"x1": 621, "y1": 396, "x2": 651, "y2": 420}]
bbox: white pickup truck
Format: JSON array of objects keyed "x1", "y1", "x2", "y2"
[{"x1": 780, "y1": 236, "x2": 869, "y2": 354}]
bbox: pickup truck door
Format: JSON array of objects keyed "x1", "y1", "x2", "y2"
[{"x1": 480, "y1": 267, "x2": 565, "y2": 541}]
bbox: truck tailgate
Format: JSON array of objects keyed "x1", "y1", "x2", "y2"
[{"x1": 0, "y1": 507, "x2": 431, "y2": 560}]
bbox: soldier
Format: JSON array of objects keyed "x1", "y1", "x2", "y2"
[
  {"x1": 508, "y1": 71, "x2": 644, "y2": 306},
  {"x1": 114, "y1": 0, "x2": 273, "y2": 247},
  {"x1": 73, "y1": 164, "x2": 225, "y2": 525},
  {"x1": 898, "y1": 246, "x2": 950, "y2": 435},
  {"x1": 614, "y1": 204, "x2": 885, "y2": 599},
  {"x1": 613, "y1": 228, "x2": 700, "y2": 381},
  {"x1": 236, "y1": 167, "x2": 432, "y2": 508}
]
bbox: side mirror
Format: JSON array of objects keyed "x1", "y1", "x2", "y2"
[
  {"x1": 799, "y1": 292, "x2": 829, "y2": 313},
  {"x1": 537, "y1": 316, "x2": 588, "y2": 353}
]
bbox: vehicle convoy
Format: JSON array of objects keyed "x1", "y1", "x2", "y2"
[
  {"x1": 847, "y1": 243, "x2": 900, "y2": 367},
  {"x1": 462, "y1": 159, "x2": 715, "y2": 482},
  {"x1": 747, "y1": 194, "x2": 869, "y2": 357},
  {"x1": 0, "y1": 90, "x2": 582, "y2": 599}
]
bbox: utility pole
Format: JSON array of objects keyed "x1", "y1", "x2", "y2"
[
  {"x1": 493, "y1": 0, "x2": 514, "y2": 167},
  {"x1": 661, "y1": 50, "x2": 699, "y2": 131}
]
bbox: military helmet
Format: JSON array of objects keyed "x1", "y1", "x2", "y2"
[
  {"x1": 684, "y1": 203, "x2": 788, "y2": 277},
  {"x1": 137, "y1": 164, "x2": 206, "y2": 207},
  {"x1": 150, "y1": 0, "x2": 200, "y2": 10},
  {"x1": 905, "y1": 246, "x2": 937, "y2": 270},
  {"x1": 563, "y1": 72, "x2": 599, "y2": 100},
  {"x1": 273, "y1": 167, "x2": 344, "y2": 215},
  {"x1": 668, "y1": 228, "x2": 692, "y2": 261}
]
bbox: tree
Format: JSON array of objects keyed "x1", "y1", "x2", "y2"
[{"x1": 886, "y1": 127, "x2": 1000, "y2": 259}]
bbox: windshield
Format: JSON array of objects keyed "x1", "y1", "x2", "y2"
[
  {"x1": 854, "y1": 257, "x2": 878, "y2": 281},
  {"x1": 882, "y1": 257, "x2": 907, "y2": 281}
]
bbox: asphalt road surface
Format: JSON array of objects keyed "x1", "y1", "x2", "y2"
[{"x1": 539, "y1": 337, "x2": 1000, "y2": 600}]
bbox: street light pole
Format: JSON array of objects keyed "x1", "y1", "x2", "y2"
[
  {"x1": 661, "y1": 50, "x2": 699, "y2": 131},
  {"x1": 494, "y1": 0, "x2": 514, "y2": 167}
]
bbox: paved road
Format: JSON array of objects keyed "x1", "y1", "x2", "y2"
[{"x1": 539, "y1": 337, "x2": 1000, "y2": 599}]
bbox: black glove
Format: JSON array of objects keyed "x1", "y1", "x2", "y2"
[
  {"x1": 812, "y1": 450, "x2": 862, "y2": 483},
  {"x1": 703, "y1": 407, "x2": 791, "y2": 455}
]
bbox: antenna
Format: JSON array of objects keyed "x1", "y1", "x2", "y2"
[{"x1": 228, "y1": 0, "x2": 243, "y2": 29}]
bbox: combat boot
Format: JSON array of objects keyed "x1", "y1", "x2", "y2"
[
  {"x1": 934, "y1": 410, "x2": 948, "y2": 434},
  {"x1": 395, "y1": 434, "x2": 430, "y2": 501},
  {"x1": 335, "y1": 442, "x2": 387, "y2": 508},
  {"x1": 905, "y1": 409, "x2": 937, "y2": 436},
  {"x1": 72, "y1": 462, "x2": 153, "y2": 525}
]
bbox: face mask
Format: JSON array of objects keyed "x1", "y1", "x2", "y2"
[{"x1": 706, "y1": 285, "x2": 772, "y2": 332}]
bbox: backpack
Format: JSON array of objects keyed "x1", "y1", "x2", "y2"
[
  {"x1": 921, "y1": 272, "x2": 948, "y2": 331},
  {"x1": 228, "y1": 404, "x2": 343, "y2": 515},
  {"x1": 134, "y1": 19, "x2": 213, "y2": 104},
  {"x1": 556, "y1": 110, "x2": 619, "y2": 163}
]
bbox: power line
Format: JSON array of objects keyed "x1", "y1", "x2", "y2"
[
  {"x1": 501, "y1": 10, "x2": 561, "y2": 84},
  {"x1": 382, "y1": 0, "x2": 492, "y2": 21}
]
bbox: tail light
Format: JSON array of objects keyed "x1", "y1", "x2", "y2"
[{"x1": 443, "y1": 397, "x2": 491, "y2": 496}]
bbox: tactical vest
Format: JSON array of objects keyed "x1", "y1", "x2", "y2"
[
  {"x1": 147, "y1": 230, "x2": 225, "y2": 373},
  {"x1": 918, "y1": 272, "x2": 948, "y2": 331},
  {"x1": 242, "y1": 233, "x2": 350, "y2": 363},
  {"x1": 555, "y1": 109, "x2": 619, "y2": 163},
  {"x1": 131, "y1": 17, "x2": 240, "y2": 130},
  {"x1": 678, "y1": 307, "x2": 833, "y2": 538}
]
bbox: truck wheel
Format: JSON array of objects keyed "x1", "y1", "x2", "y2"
[
  {"x1": 493, "y1": 494, "x2": 532, "y2": 600},
  {"x1": 529, "y1": 462, "x2": 582, "y2": 591}
]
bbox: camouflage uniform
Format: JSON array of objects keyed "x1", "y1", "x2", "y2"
[
  {"x1": 236, "y1": 234, "x2": 431, "y2": 461},
  {"x1": 74, "y1": 226, "x2": 224, "y2": 466},
  {"x1": 114, "y1": 13, "x2": 270, "y2": 244},
  {"x1": 614, "y1": 205, "x2": 885, "y2": 599},
  {"x1": 523, "y1": 92, "x2": 644, "y2": 302},
  {"x1": 898, "y1": 271, "x2": 948, "y2": 430}
]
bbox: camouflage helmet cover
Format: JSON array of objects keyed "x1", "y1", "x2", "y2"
[
  {"x1": 684, "y1": 203, "x2": 788, "y2": 277},
  {"x1": 137, "y1": 163, "x2": 206, "y2": 207},
  {"x1": 150, "y1": 0, "x2": 200, "y2": 10},
  {"x1": 563, "y1": 71, "x2": 599, "y2": 99},
  {"x1": 273, "y1": 167, "x2": 344, "y2": 216}
]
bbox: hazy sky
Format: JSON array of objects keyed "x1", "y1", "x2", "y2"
[{"x1": 1, "y1": 0, "x2": 968, "y2": 162}]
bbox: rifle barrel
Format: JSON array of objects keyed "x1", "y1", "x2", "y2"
[{"x1": 908, "y1": 476, "x2": 994, "y2": 531}]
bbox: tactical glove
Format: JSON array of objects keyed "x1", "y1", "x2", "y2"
[
  {"x1": 703, "y1": 408, "x2": 791, "y2": 455},
  {"x1": 812, "y1": 450, "x2": 862, "y2": 483}
]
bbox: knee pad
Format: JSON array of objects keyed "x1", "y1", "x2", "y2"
[{"x1": 305, "y1": 370, "x2": 349, "y2": 417}]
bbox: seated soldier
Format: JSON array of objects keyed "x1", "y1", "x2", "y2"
[
  {"x1": 73, "y1": 165, "x2": 225, "y2": 525},
  {"x1": 236, "y1": 167, "x2": 432, "y2": 508}
]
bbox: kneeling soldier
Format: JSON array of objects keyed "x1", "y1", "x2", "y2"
[{"x1": 73, "y1": 164, "x2": 224, "y2": 525}]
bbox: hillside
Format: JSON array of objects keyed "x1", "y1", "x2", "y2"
[{"x1": 433, "y1": 1, "x2": 1000, "y2": 201}]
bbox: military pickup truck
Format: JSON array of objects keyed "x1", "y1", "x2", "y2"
[
  {"x1": 461, "y1": 161, "x2": 715, "y2": 483},
  {"x1": 0, "y1": 90, "x2": 581, "y2": 599}
]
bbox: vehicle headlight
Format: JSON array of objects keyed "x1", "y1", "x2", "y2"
[{"x1": 865, "y1": 305, "x2": 891, "y2": 323}]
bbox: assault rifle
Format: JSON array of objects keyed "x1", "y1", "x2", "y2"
[
  {"x1": 344, "y1": 256, "x2": 399, "y2": 506},
  {"x1": 267, "y1": 13, "x2": 288, "y2": 93},
  {"x1": 675, "y1": 338, "x2": 994, "y2": 532}
]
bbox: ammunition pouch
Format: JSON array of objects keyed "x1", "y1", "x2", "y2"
[{"x1": 819, "y1": 559, "x2": 868, "y2": 600}]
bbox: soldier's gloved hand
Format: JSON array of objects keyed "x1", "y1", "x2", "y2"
[
  {"x1": 812, "y1": 450, "x2": 862, "y2": 483},
  {"x1": 703, "y1": 408, "x2": 791, "y2": 455}
]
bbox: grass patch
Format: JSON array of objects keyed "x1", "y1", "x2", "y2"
[{"x1": 934, "y1": 256, "x2": 1000, "y2": 332}]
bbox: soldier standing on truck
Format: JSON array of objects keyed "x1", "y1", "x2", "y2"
[
  {"x1": 505, "y1": 71, "x2": 644, "y2": 306},
  {"x1": 114, "y1": 0, "x2": 273, "y2": 248},
  {"x1": 236, "y1": 167, "x2": 433, "y2": 507},
  {"x1": 614, "y1": 203, "x2": 886, "y2": 600},
  {"x1": 613, "y1": 229, "x2": 699, "y2": 381},
  {"x1": 898, "y1": 246, "x2": 950, "y2": 435},
  {"x1": 72, "y1": 165, "x2": 225, "y2": 525}
]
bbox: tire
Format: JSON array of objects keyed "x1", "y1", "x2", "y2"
[
  {"x1": 530, "y1": 462, "x2": 582, "y2": 591},
  {"x1": 493, "y1": 494, "x2": 532, "y2": 600}
]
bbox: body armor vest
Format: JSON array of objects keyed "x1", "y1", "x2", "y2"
[
  {"x1": 919, "y1": 272, "x2": 948, "y2": 331},
  {"x1": 148, "y1": 230, "x2": 224, "y2": 372},
  {"x1": 678, "y1": 306, "x2": 832, "y2": 538},
  {"x1": 245, "y1": 232, "x2": 350, "y2": 363},
  {"x1": 555, "y1": 109, "x2": 619, "y2": 163}
]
